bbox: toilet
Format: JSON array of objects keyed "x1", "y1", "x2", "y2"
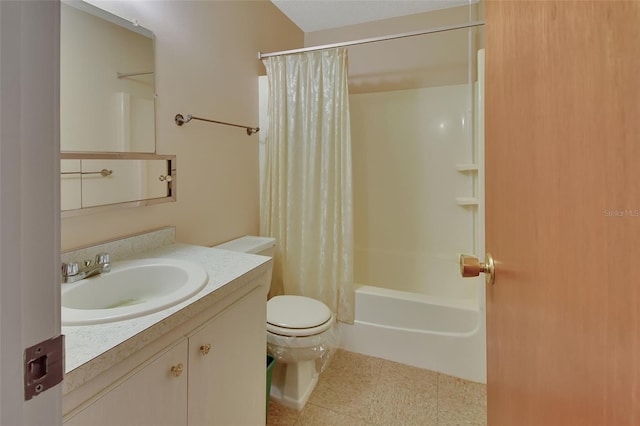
[{"x1": 214, "y1": 236, "x2": 336, "y2": 411}]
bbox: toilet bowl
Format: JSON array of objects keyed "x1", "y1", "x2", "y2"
[
  {"x1": 266, "y1": 295, "x2": 335, "y2": 409},
  {"x1": 214, "y1": 236, "x2": 336, "y2": 411}
]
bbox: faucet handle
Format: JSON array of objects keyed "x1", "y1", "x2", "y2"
[
  {"x1": 95, "y1": 253, "x2": 111, "y2": 273},
  {"x1": 62, "y1": 262, "x2": 79, "y2": 277},
  {"x1": 95, "y1": 253, "x2": 110, "y2": 265}
]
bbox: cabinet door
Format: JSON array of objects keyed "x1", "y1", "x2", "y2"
[
  {"x1": 188, "y1": 287, "x2": 266, "y2": 425},
  {"x1": 64, "y1": 340, "x2": 188, "y2": 426}
]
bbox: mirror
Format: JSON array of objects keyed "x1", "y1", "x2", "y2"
[
  {"x1": 61, "y1": 153, "x2": 176, "y2": 217},
  {"x1": 60, "y1": 0, "x2": 155, "y2": 153},
  {"x1": 59, "y1": 2, "x2": 173, "y2": 216}
]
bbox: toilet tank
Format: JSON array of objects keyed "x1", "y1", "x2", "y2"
[{"x1": 214, "y1": 236, "x2": 276, "y2": 257}]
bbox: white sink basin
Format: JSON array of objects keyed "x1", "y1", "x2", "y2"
[{"x1": 62, "y1": 258, "x2": 208, "y2": 326}]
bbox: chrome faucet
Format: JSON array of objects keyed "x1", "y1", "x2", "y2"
[{"x1": 61, "y1": 253, "x2": 111, "y2": 283}]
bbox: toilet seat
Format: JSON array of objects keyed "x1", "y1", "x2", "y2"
[{"x1": 267, "y1": 295, "x2": 334, "y2": 337}]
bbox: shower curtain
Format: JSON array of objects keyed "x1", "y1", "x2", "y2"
[{"x1": 262, "y1": 48, "x2": 354, "y2": 323}]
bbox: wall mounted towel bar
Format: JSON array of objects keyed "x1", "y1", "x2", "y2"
[
  {"x1": 116, "y1": 71, "x2": 154, "y2": 79},
  {"x1": 174, "y1": 113, "x2": 260, "y2": 136},
  {"x1": 61, "y1": 169, "x2": 113, "y2": 177}
]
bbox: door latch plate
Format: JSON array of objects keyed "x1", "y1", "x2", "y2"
[{"x1": 24, "y1": 335, "x2": 64, "y2": 400}]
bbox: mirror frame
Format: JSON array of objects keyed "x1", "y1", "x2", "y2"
[{"x1": 61, "y1": 152, "x2": 176, "y2": 218}]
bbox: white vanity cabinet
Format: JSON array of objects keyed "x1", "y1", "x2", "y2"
[
  {"x1": 63, "y1": 284, "x2": 268, "y2": 426},
  {"x1": 188, "y1": 286, "x2": 266, "y2": 425},
  {"x1": 64, "y1": 340, "x2": 189, "y2": 426}
]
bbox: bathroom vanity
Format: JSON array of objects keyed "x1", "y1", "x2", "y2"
[{"x1": 61, "y1": 233, "x2": 272, "y2": 425}]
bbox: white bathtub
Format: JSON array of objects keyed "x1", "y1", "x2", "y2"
[{"x1": 338, "y1": 285, "x2": 486, "y2": 383}]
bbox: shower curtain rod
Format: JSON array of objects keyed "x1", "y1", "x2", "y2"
[{"x1": 258, "y1": 20, "x2": 484, "y2": 59}]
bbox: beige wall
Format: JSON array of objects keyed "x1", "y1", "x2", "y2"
[
  {"x1": 305, "y1": 4, "x2": 483, "y2": 93},
  {"x1": 61, "y1": 1, "x2": 303, "y2": 251}
]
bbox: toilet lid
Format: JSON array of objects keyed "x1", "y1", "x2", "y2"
[{"x1": 267, "y1": 295, "x2": 333, "y2": 336}]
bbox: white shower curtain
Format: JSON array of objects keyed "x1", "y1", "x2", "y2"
[{"x1": 262, "y1": 48, "x2": 354, "y2": 323}]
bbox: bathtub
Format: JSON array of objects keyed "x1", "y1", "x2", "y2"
[{"x1": 338, "y1": 285, "x2": 486, "y2": 383}]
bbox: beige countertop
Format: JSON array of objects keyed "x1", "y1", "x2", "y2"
[{"x1": 62, "y1": 243, "x2": 271, "y2": 393}]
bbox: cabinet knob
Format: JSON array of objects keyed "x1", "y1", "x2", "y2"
[
  {"x1": 200, "y1": 344, "x2": 211, "y2": 356},
  {"x1": 170, "y1": 363, "x2": 184, "y2": 377}
]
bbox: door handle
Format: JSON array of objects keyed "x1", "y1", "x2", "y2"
[{"x1": 460, "y1": 253, "x2": 495, "y2": 286}]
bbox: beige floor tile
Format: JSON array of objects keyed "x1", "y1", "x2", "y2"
[
  {"x1": 307, "y1": 369, "x2": 378, "y2": 417},
  {"x1": 437, "y1": 374, "x2": 487, "y2": 426},
  {"x1": 358, "y1": 362, "x2": 439, "y2": 426},
  {"x1": 267, "y1": 401, "x2": 300, "y2": 426},
  {"x1": 266, "y1": 350, "x2": 487, "y2": 426},
  {"x1": 368, "y1": 383, "x2": 439, "y2": 426},
  {"x1": 326, "y1": 349, "x2": 385, "y2": 376},
  {"x1": 295, "y1": 403, "x2": 372, "y2": 426},
  {"x1": 308, "y1": 349, "x2": 383, "y2": 416},
  {"x1": 380, "y1": 360, "x2": 439, "y2": 393}
]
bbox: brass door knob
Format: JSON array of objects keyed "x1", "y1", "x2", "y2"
[
  {"x1": 170, "y1": 363, "x2": 184, "y2": 377},
  {"x1": 460, "y1": 253, "x2": 495, "y2": 286},
  {"x1": 200, "y1": 344, "x2": 211, "y2": 356}
]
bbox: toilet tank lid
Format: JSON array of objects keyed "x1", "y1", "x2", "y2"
[{"x1": 214, "y1": 236, "x2": 275, "y2": 254}]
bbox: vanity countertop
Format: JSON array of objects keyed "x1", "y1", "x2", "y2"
[{"x1": 62, "y1": 243, "x2": 271, "y2": 393}]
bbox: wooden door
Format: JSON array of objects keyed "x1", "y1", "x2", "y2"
[{"x1": 485, "y1": 1, "x2": 640, "y2": 424}]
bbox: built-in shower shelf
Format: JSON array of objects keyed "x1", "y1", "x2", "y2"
[
  {"x1": 456, "y1": 197, "x2": 479, "y2": 206},
  {"x1": 456, "y1": 164, "x2": 479, "y2": 172}
]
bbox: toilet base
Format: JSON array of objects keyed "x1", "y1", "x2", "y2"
[{"x1": 268, "y1": 359, "x2": 319, "y2": 411}]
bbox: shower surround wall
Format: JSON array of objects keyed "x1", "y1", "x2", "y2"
[
  {"x1": 350, "y1": 84, "x2": 476, "y2": 302},
  {"x1": 343, "y1": 79, "x2": 486, "y2": 383}
]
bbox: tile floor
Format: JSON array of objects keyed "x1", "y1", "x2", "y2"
[{"x1": 267, "y1": 349, "x2": 486, "y2": 426}]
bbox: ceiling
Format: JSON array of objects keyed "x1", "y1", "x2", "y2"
[{"x1": 271, "y1": 0, "x2": 472, "y2": 33}]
